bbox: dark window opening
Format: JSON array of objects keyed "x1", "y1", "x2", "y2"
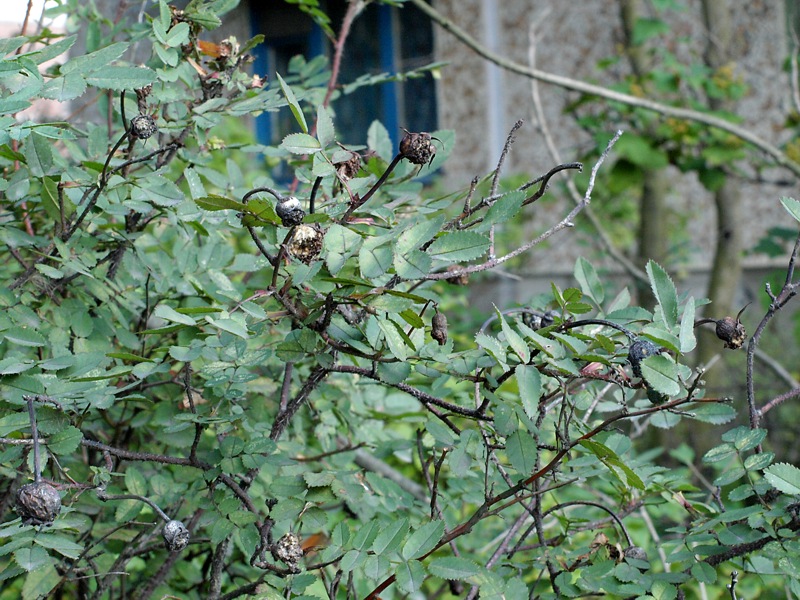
[{"x1": 250, "y1": 0, "x2": 438, "y2": 151}]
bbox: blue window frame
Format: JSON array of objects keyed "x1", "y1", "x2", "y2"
[{"x1": 250, "y1": 1, "x2": 437, "y2": 151}]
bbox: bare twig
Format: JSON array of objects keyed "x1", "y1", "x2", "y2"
[{"x1": 421, "y1": 130, "x2": 622, "y2": 282}]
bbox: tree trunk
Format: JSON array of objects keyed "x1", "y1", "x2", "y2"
[
  {"x1": 620, "y1": 0, "x2": 671, "y2": 308},
  {"x1": 696, "y1": 0, "x2": 743, "y2": 390}
]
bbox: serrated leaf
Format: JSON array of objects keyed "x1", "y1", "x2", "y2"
[
  {"x1": 679, "y1": 296, "x2": 696, "y2": 353},
  {"x1": 780, "y1": 197, "x2": 800, "y2": 223},
  {"x1": 393, "y1": 249, "x2": 432, "y2": 279},
  {"x1": 702, "y1": 442, "x2": 737, "y2": 464},
  {"x1": 401, "y1": 520, "x2": 444, "y2": 560},
  {"x1": 396, "y1": 216, "x2": 446, "y2": 255},
  {"x1": 316, "y1": 104, "x2": 335, "y2": 147},
  {"x1": 734, "y1": 427, "x2": 767, "y2": 452},
  {"x1": 506, "y1": 429, "x2": 537, "y2": 475},
  {"x1": 61, "y1": 42, "x2": 128, "y2": 75},
  {"x1": 13, "y1": 546, "x2": 53, "y2": 572},
  {"x1": 688, "y1": 403, "x2": 737, "y2": 425},
  {"x1": 3, "y1": 327, "x2": 46, "y2": 347},
  {"x1": 479, "y1": 190, "x2": 524, "y2": 231},
  {"x1": 47, "y1": 426, "x2": 82, "y2": 455},
  {"x1": 21, "y1": 562, "x2": 59, "y2": 600},
  {"x1": 194, "y1": 195, "x2": 247, "y2": 212},
  {"x1": 640, "y1": 354, "x2": 681, "y2": 396},
  {"x1": 276, "y1": 72, "x2": 308, "y2": 133},
  {"x1": 646, "y1": 260, "x2": 678, "y2": 328},
  {"x1": 426, "y1": 231, "x2": 489, "y2": 262},
  {"x1": 23, "y1": 132, "x2": 53, "y2": 177},
  {"x1": 125, "y1": 466, "x2": 148, "y2": 496},
  {"x1": 86, "y1": 66, "x2": 156, "y2": 91},
  {"x1": 574, "y1": 257, "x2": 604, "y2": 306},
  {"x1": 764, "y1": 463, "x2": 800, "y2": 495},
  {"x1": 428, "y1": 556, "x2": 482, "y2": 580},
  {"x1": 395, "y1": 560, "x2": 426, "y2": 593},
  {"x1": 499, "y1": 311, "x2": 529, "y2": 362},
  {"x1": 516, "y1": 364, "x2": 541, "y2": 421},
  {"x1": 371, "y1": 518, "x2": 409, "y2": 556},
  {"x1": 33, "y1": 534, "x2": 83, "y2": 559},
  {"x1": 281, "y1": 132, "x2": 321, "y2": 154}
]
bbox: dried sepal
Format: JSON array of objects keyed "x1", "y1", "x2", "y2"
[
  {"x1": 130, "y1": 114, "x2": 158, "y2": 140},
  {"x1": 15, "y1": 481, "x2": 61, "y2": 525},
  {"x1": 334, "y1": 152, "x2": 361, "y2": 181},
  {"x1": 715, "y1": 316, "x2": 746, "y2": 350},
  {"x1": 399, "y1": 130, "x2": 436, "y2": 166}
]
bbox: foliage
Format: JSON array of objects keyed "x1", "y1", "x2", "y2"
[{"x1": 1, "y1": 1, "x2": 800, "y2": 599}]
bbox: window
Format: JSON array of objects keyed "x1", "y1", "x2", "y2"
[{"x1": 250, "y1": 1, "x2": 438, "y2": 151}]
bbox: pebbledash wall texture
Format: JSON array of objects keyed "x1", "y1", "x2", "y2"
[{"x1": 432, "y1": 0, "x2": 793, "y2": 292}]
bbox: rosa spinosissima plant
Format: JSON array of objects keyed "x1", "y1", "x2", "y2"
[{"x1": 3, "y1": 1, "x2": 800, "y2": 599}]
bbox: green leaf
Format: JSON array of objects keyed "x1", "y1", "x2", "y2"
[
  {"x1": 632, "y1": 17, "x2": 670, "y2": 44},
  {"x1": 3, "y1": 327, "x2": 46, "y2": 347},
  {"x1": 154, "y1": 303, "x2": 197, "y2": 326},
  {"x1": 691, "y1": 562, "x2": 717, "y2": 584},
  {"x1": 428, "y1": 556, "x2": 482, "y2": 580},
  {"x1": 426, "y1": 231, "x2": 489, "y2": 262},
  {"x1": 506, "y1": 430, "x2": 537, "y2": 475},
  {"x1": 734, "y1": 428, "x2": 767, "y2": 452},
  {"x1": 478, "y1": 190, "x2": 524, "y2": 231},
  {"x1": 371, "y1": 518, "x2": 409, "y2": 556},
  {"x1": 23, "y1": 132, "x2": 54, "y2": 177},
  {"x1": 61, "y1": 42, "x2": 128, "y2": 75},
  {"x1": 276, "y1": 72, "x2": 308, "y2": 133},
  {"x1": 125, "y1": 466, "x2": 148, "y2": 496},
  {"x1": 764, "y1": 463, "x2": 800, "y2": 495},
  {"x1": 646, "y1": 260, "x2": 678, "y2": 328},
  {"x1": 401, "y1": 520, "x2": 444, "y2": 560},
  {"x1": 86, "y1": 66, "x2": 157, "y2": 91},
  {"x1": 316, "y1": 104, "x2": 335, "y2": 147},
  {"x1": 163, "y1": 22, "x2": 190, "y2": 48},
  {"x1": 702, "y1": 442, "x2": 737, "y2": 464},
  {"x1": 516, "y1": 364, "x2": 541, "y2": 421},
  {"x1": 640, "y1": 354, "x2": 681, "y2": 397},
  {"x1": 281, "y1": 132, "x2": 321, "y2": 154},
  {"x1": 21, "y1": 562, "x2": 59, "y2": 600},
  {"x1": 679, "y1": 296, "x2": 696, "y2": 353},
  {"x1": 195, "y1": 194, "x2": 247, "y2": 212},
  {"x1": 323, "y1": 223, "x2": 361, "y2": 275},
  {"x1": 13, "y1": 546, "x2": 53, "y2": 572},
  {"x1": 395, "y1": 560, "x2": 426, "y2": 593},
  {"x1": 47, "y1": 426, "x2": 83, "y2": 455},
  {"x1": 41, "y1": 74, "x2": 87, "y2": 101},
  {"x1": 780, "y1": 197, "x2": 800, "y2": 223},
  {"x1": 574, "y1": 257, "x2": 604, "y2": 306},
  {"x1": 360, "y1": 239, "x2": 394, "y2": 279},
  {"x1": 396, "y1": 216, "x2": 446, "y2": 255},
  {"x1": 499, "y1": 312, "x2": 529, "y2": 362},
  {"x1": 207, "y1": 317, "x2": 249, "y2": 339},
  {"x1": 33, "y1": 533, "x2": 83, "y2": 559},
  {"x1": 367, "y1": 119, "x2": 393, "y2": 161},
  {"x1": 393, "y1": 249, "x2": 432, "y2": 279},
  {"x1": 689, "y1": 403, "x2": 736, "y2": 425}
]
